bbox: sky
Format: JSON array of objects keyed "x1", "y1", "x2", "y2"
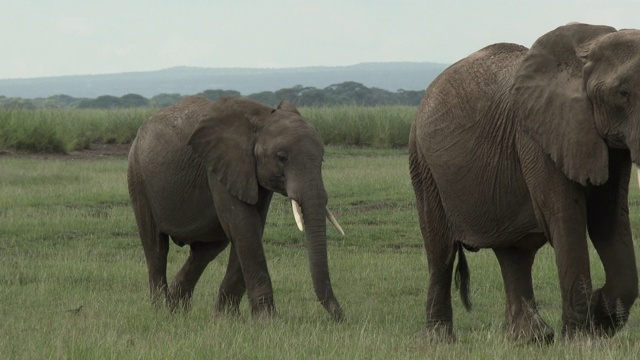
[{"x1": 2, "y1": 0, "x2": 640, "y2": 79}]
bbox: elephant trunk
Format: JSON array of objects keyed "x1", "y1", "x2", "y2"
[
  {"x1": 623, "y1": 111, "x2": 640, "y2": 164},
  {"x1": 299, "y1": 183, "x2": 344, "y2": 322}
]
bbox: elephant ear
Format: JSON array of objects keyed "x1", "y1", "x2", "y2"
[
  {"x1": 187, "y1": 97, "x2": 273, "y2": 205},
  {"x1": 512, "y1": 23, "x2": 617, "y2": 186},
  {"x1": 277, "y1": 100, "x2": 301, "y2": 115}
]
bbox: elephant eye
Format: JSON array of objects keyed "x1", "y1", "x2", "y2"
[
  {"x1": 276, "y1": 151, "x2": 288, "y2": 165},
  {"x1": 620, "y1": 90, "x2": 630, "y2": 99}
]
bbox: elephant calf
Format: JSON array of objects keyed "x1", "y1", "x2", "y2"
[
  {"x1": 128, "y1": 96, "x2": 344, "y2": 321},
  {"x1": 410, "y1": 23, "x2": 640, "y2": 342}
]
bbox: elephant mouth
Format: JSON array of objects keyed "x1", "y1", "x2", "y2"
[
  {"x1": 268, "y1": 175, "x2": 286, "y2": 194},
  {"x1": 290, "y1": 199, "x2": 345, "y2": 236}
]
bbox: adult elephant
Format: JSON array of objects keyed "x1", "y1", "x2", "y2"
[
  {"x1": 128, "y1": 96, "x2": 344, "y2": 321},
  {"x1": 409, "y1": 23, "x2": 640, "y2": 342}
]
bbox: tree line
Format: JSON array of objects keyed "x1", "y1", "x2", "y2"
[{"x1": 0, "y1": 82, "x2": 424, "y2": 109}]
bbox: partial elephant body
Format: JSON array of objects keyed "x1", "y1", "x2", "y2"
[
  {"x1": 410, "y1": 23, "x2": 639, "y2": 342},
  {"x1": 130, "y1": 99, "x2": 222, "y2": 242},
  {"x1": 128, "y1": 96, "x2": 343, "y2": 321},
  {"x1": 415, "y1": 43, "x2": 540, "y2": 248}
]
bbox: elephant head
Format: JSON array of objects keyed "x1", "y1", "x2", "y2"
[
  {"x1": 187, "y1": 97, "x2": 344, "y2": 320},
  {"x1": 512, "y1": 23, "x2": 640, "y2": 186}
]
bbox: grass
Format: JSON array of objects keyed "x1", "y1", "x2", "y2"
[
  {"x1": 0, "y1": 106, "x2": 416, "y2": 154},
  {"x1": 304, "y1": 106, "x2": 415, "y2": 148},
  {"x1": 1, "y1": 147, "x2": 640, "y2": 359},
  {"x1": 0, "y1": 108, "x2": 155, "y2": 153}
]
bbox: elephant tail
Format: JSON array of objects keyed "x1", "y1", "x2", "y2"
[{"x1": 454, "y1": 242, "x2": 472, "y2": 311}]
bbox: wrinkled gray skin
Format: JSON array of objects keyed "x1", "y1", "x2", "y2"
[
  {"x1": 410, "y1": 23, "x2": 640, "y2": 342},
  {"x1": 128, "y1": 96, "x2": 343, "y2": 321}
]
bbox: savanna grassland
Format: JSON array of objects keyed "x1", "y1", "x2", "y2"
[
  {"x1": 0, "y1": 106, "x2": 416, "y2": 154},
  {"x1": 2, "y1": 108, "x2": 640, "y2": 359}
]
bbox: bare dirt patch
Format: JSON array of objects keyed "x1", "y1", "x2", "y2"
[{"x1": 0, "y1": 143, "x2": 131, "y2": 161}]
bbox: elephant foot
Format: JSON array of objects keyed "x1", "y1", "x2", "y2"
[
  {"x1": 506, "y1": 316, "x2": 555, "y2": 344},
  {"x1": 214, "y1": 295, "x2": 242, "y2": 318},
  {"x1": 247, "y1": 294, "x2": 277, "y2": 321},
  {"x1": 149, "y1": 284, "x2": 168, "y2": 309},
  {"x1": 588, "y1": 288, "x2": 630, "y2": 337},
  {"x1": 322, "y1": 299, "x2": 344, "y2": 322},
  {"x1": 214, "y1": 305, "x2": 241, "y2": 318},
  {"x1": 421, "y1": 321, "x2": 456, "y2": 343},
  {"x1": 249, "y1": 305, "x2": 277, "y2": 323},
  {"x1": 562, "y1": 288, "x2": 632, "y2": 339},
  {"x1": 167, "y1": 286, "x2": 193, "y2": 312},
  {"x1": 501, "y1": 298, "x2": 554, "y2": 344}
]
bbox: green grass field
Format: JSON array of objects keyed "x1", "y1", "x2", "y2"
[
  {"x1": 2, "y1": 147, "x2": 640, "y2": 359},
  {"x1": 0, "y1": 106, "x2": 415, "y2": 154}
]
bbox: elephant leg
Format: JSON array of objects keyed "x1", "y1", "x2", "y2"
[
  {"x1": 541, "y1": 202, "x2": 592, "y2": 338},
  {"x1": 214, "y1": 244, "x2": 246, "y2": 316},
  {"x1": 130, "y1": 185, "x2": 170, "y2": 307},
  {"x1": 143, "y1": 232, "x2": 170, "y2": 307},
  {"x1": 493, "y1": 236, "x2": 554, "y2": 343},
  {"x1": 542, "y1": 204, "x2": 594, "y2": 339},
  {"x1": 211, "y1": 183, "x2": 275, "y2": 319},
  {"x1": 410, "y1": 155, "x2": 456, "y2": 341},
  {"x1": 586, "y1": 150, "x2": 638, "y2": 336},
  {"x1": 520, "y1": 143, "x2": 592, "y2": 338},
  {"x1": 168, "y1": 239, "x2": 230, "y2": 310},
  {"x1": 215, "y1": 192, "x2": 270, "y2": 317}
]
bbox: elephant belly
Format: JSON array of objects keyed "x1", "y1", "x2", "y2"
[
  {"x1": 157, "y1": 201, "x2": 221, "y2": 244},
  {"x1": 430, "y1": 156, "x2": 541, "y2": 248},
  {"x1": 444, "y1": 191, "x2": 540, "y2": 248},
  {"x1": 144, "y1": 165, "x2": 223, "y2": 243}
]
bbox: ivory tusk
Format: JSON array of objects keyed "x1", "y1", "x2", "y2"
[
  {"x1": 291, "y1": 199, "x2": 304, "y2": 232},
  {"x1": 326, "y1": 207, "x2": 345, "y2": 236}
]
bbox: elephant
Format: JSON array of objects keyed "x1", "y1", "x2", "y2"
[
  {"x1": 409, "y1": 23, "x2": 640, "y2": 342},
  {"x1": 127, "y1": 95, "x2": 344, "y2": 321}
]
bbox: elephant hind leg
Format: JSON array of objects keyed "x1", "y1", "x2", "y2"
[
  {"x1": 168, "y1": 238, "x2": 230, "y2": 310},
  {"x1": 493, "y1": 235, "x2": 554, "y2": 343},
  {"x1": 410, "y1": 154, "x2": 457, "y2": 341},
  {"x1": 129, "y1": 181, "x2": 170, "y2": 307},
  {"x1": 454, "y1": 243, "x2": 472, "y2": 311}
]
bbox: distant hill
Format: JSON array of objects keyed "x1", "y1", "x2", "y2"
[{"x1": 0, "y1": 62, "x2": 448, "y2": 99}]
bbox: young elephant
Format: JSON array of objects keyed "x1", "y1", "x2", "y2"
[
  {"x1": 128, "y1": 96, "x2": 344, "y2": 321},
  {"x1": 410, "y1": 23, "x2": 640, "y2": 342}
]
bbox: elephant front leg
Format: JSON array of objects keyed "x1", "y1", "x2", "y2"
[
  {"x1": 212, "y1": 185, "x2": 276, "y2": 319},
  {"x1": 520, "y1": 140, "x2": 596, "y2": 338},
  {"x1": 493, "y1": 239, "x2": 554, "y2": 343},
  {"x1": 586, "y1": 155, "x2": 638, "y2": 336},
  {"x1": 587, "y1": 233, "x2": 638, "y2": 336},
  {"x1": 539, "y1": 202, "x2": 595, "y2": 337},
  {"x1": 214, "y1": 244, "x2": 246, "y2": 317},
  {"x1": 542, "y1": 204, "x2": 594, "y2": 337},
  {"x1": 233, "y1": 240, "x2": 275, "y2": 319}
]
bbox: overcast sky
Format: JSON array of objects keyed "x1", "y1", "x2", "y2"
[{"x1": 2, "y1": 0, "x2": 639, "y2": 79}]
